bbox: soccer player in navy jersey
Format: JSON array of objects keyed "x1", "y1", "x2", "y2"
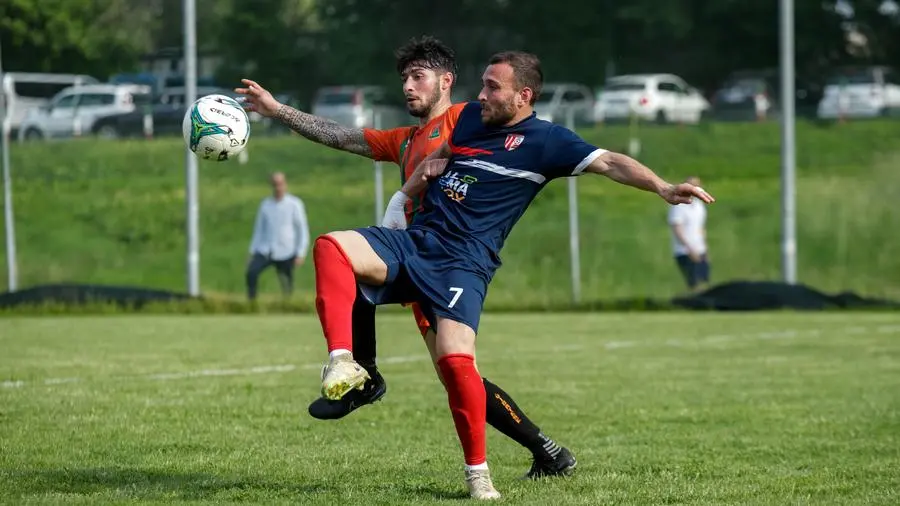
[
  {"x1": 312, "y1": 50, "x2": 715, "y2": 500},
  {"x1": 241, "y1": 38, "x2": 576, "y2": 484}
]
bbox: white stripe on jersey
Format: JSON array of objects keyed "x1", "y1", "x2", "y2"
[
  {"x1": 456, "y1": 159, "x2": 546, "y2": 184},
  {"x1": 573, "y1": 148, "x2": 608, "y2": 175}
]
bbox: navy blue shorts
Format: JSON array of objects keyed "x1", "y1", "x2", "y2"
[
  {"x1": 675, "y1": 254, "x2": 710, "y2": 288},
  {"x1": 355, "y1": 226, "x2": 489, "y2": 334}
]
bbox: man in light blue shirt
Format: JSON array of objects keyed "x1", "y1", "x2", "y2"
[{"x1": 246, "y1": 172, "x2": 310, "y2": 300}]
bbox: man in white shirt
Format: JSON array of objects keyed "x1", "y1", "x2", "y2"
[
  {"x1": 246, "y1": 172, "x2": 310, "y2": 300},
  {"x1": 667, "y1": 176, "x2": 709, "y2": 292}
]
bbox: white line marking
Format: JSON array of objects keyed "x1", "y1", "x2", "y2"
[
  {"x1": 605, "y1": 340, "x2": 637, "y2": 350},
  {"x1": 146, "y1": 364, "x2": 299, "y2": 381},
  {"x1": 3, "y1": 325, "x2": 898, "y2": 389},
  {"x1": 44, "y1": 377, "x2": 80, "y2": 385},
  {"x1": 379, "y1": 354, "x2": 430, "y2": 365}
]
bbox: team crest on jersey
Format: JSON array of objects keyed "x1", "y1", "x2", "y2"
[
  {"x1": 429, "y1": 126, "x2": 440, "y2": 139},
  {"x1": 504, "y1": 134, "x2": 525, "y2": 151}
]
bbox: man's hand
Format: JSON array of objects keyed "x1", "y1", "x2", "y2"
[
  {"x1": 382, "y1": 191, "x2": 410, "y2": 230},
  {"x1": 659, "y1": 183, "x2": 715, "y2": 206},
  {"x1": 688, "y1": 251, "x2": 703, "y2": 263},
  {"x1": 419, "y1": 158, "x2": 449, "y2": 180},
  {"x1": 401, "y1": 158, "x2": 448, "y2": 197},
  {"x1": 234, "y1": 79, "x2": 283, "y2": 118},
  {"x1": 294, "y1": 256, "x2": 305, "y2": 267}
]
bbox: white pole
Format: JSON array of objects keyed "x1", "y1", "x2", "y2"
[
  {"x1": 0, "y1": 40, "x2": 17, "y2": 292},
  {"x1": 373, "y1": 111, "x2": 384, "y2": 225},
  {"x1": 566, "y1": 109, "x2": 581, "y2": 304},
  {"x1": 184, "y1": 0, "x2": 200, "y2": 296},
  {"x1": 779, "y1": 0, "x2": 797, "y2": 284}
]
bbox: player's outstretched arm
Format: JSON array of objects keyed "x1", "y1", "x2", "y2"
[
  {"x1": 586, "y1": 152, "x2": 715, "y2": 205},
  {"x1": 235, "y1": 79, "x2": 373, "y2": 158}
]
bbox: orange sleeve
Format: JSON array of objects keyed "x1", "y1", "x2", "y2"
[
  {"x1": 445, "y1": 103, "x2": 467, "y2": 128},
  {"x1": 363, "y1": 127, "x2": 415, "y2": 163}
]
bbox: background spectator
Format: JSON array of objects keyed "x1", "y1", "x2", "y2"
[
  {"x1": 246, "y1": 172, "x2": 309, "y2": 301},
  {"x1": 668, "y1": 176, "x2": 709, "y2": 292}
]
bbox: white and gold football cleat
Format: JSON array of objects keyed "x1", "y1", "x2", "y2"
[
  {"x1": 465, "y1": 468, "x2": 502, "y2": 500},
  {"x1": 320, "y1": 353, "x2": 370, "y2": 401}
]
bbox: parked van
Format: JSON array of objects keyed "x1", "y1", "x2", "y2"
[{"x1": 1, "y1": 72, "x2": 99, "y2": 135}]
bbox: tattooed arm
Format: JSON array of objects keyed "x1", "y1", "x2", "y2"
[
  {"x1": 273, "y1": 104, "x2": 373, "y2": 158},
  {"x1": 235, "y1": 78, "x2": 373, "y2": 158}
]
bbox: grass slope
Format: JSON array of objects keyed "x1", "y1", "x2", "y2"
[
  {"x1": 1, "y1": 119, "x2": 899, "y2": 306},
  {"x1": 1, "y1": 312, "x2": 899, "y2": 504}
]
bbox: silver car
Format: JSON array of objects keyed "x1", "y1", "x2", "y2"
[
  {"x1": 817, "y1": 66, "x2": 900, "y2": 119},
  {"x1": 18, "y1": 84, "x2": 151, "y2": 141},
  {"x1": 534, "y1": 83, "x2": 596, "y2": 126},
  {"x1": 311, "y1": 86, "x2": 409, "y2": 129}
]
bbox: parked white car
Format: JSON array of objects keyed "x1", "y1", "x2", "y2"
[
  {"x1": 534, "y1": 83, "x2": 595, "y2": 126},
  {"x1": 597, "y1": 74, "x2": 710, "y2": 124},
  {"x1": 816, "y1": 66, "x2": 900, "y2": 119},
  {"x1": 18, "y1": 84, "x2": 151, "y2": 141}
]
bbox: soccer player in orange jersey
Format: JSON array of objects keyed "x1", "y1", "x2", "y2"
[{"x1": 237, "y1": 37, "x2": 575, "y2": 480}]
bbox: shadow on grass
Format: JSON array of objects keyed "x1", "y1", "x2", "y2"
[
  {"x1": 3, "y1": 467, "x2": 473, "y2": 501},
  {"x1": 2, "y1": 467, "x2": 328, "y2": 500}
]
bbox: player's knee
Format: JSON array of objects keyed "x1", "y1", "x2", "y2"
[
  {"x1": 314, "y1": 231, "x2": 387, "y2": 285},
  {"x1": 434, "y1": 318, "x2": 477, "y2": 356},
  {"x1": 312, "y1": 232, "x2": 355, "y2": 266},
  {"x1": 313, "y1": 232, "x2": 342, "y2": 254}
]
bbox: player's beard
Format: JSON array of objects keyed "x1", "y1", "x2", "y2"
[
  {"x1": 480, "y1": 98, "x2": 517, "y2": 127},
  {"x1": 407, "y1": 86, "x2": 441, "y2": 118}
]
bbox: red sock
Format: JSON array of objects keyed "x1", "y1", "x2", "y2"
[
  {"x1": 437, "y1": 353, "x2": 487, "y2": 465},
  {"x1": 313, "y1": 235, "x2": 356, "y2": 353}
]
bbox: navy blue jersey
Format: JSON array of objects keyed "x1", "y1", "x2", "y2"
[{"x1": 408, "y1": 101, "x2": 605, "y2": 278}]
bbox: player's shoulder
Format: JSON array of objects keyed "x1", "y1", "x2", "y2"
[
  {"x1": 542, "y1": 120, "x2": 575, "y2": 137},
  {"x1": 439, "y1": 102, "x2": 470, "y2": 129},
  {"x1": 447, "y1": 102, "x2": 469, "y2": 117},
  {"x1": 364, "y1": 125, "x2": 416, "y2": 141},
  {"x1": 449, "y1": 102, "x2": 485, "y2": 137},
  {"x1": 459, "y1": 101, "x2": 482, "y2": 118}
]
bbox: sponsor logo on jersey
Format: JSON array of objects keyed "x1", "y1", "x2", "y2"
[
  {"x1": 504, "y1": 134, "x2": 525, "y2": 151},
  {"x1": 439, "y1": 171, "x2": 478, "y2": 202},
  {"x1": 429, "y1": 126, "x2": 440, "y2": 139}
]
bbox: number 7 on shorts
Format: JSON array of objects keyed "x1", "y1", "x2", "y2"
[{"x1": 448, "y1": 287, "x2": 464, "y2": 308}]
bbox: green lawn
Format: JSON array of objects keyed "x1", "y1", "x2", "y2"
[
  {"x1": 2, "y1": 312, "x2": 898, "y2": 504},
  {"x1": 2, "y1": 119, "x2": 900, "y2": 306}
]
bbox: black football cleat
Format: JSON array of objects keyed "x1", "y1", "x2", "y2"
[
  {"x1": 307, "y1": 370, "x2": 387, "y2": 420},
  {"x1": 524, "y1": 447, "x2": 577, "y2": 480}
]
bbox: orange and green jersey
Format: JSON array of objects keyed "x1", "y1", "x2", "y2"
[{"x1": 363, "y1": 103, "x2": 466, "y2": 222}]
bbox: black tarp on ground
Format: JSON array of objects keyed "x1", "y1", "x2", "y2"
[
  {"x1": 0, "y1": 283, "x2": 194, "y2": 309},
  {"x1": 0, "y1": 281, "x2": 897, "y2": 312},
  {"x1": 672, "y1": 281, "x2": 900, "y2": 311}
]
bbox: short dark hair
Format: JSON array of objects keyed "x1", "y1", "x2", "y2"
[
  {"x1": 395, "y1": 36, "x2": 458, "y2": 80},
  {"x1": 489, "y1": 51, "x2": 543, "y2": 105}
]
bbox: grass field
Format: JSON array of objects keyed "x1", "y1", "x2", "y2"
[
  {"x1": 2, "y1": 118, "x2": 900, "y2": 306},
  {"x1": 2, "y1": 312, "x2": 899, "y2": 504}
]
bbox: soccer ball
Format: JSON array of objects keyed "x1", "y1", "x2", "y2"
[{"x1": 182, "y1": 94, "x2": 250, "y2": 161}]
